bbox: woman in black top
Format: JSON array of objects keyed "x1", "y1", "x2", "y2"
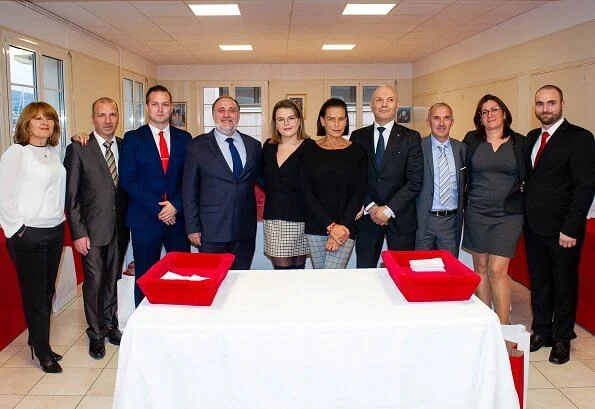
[
  {"x1": 301, "y1": 98, "x2": 367, "y2": 269},
  {"x1": 462, "y1": 94, "x2": 529, "y2": 324},
  {"x1": 262, "y1": 99, "x2": 313, "y2": 269}
]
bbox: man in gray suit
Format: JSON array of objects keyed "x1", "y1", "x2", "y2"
[{"x1": 415, "y1": 103, "x2": 466, "y2": 256}]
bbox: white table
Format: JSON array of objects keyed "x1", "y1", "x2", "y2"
[{"x1": 113, "y1": 269, "x2": 519, "y2": 409}]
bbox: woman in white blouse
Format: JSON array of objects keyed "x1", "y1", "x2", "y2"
[{"x1": 0, "y1": 102, "x2": 66, "y2": 373}]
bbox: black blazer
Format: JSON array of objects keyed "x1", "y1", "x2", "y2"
[
  {"x1": 525, "y1": 120, "x2": 595, "y2": 238},
  {"x1": 463, "y1": 130, "x2": 529, "y2": 215},
  {"x1": 350, "y1": 122, "x2": 423, "y2": 234},
  {"x1": 64, "y1": 133, "x2": 129, "y2": 246},
  {"x1": 183, "y1": 129, "x2": 262, "y2": 242}
]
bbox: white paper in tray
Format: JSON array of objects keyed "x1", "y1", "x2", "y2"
[{"x1": 161, "y1": 271, "x2": 209, "y2": 281}]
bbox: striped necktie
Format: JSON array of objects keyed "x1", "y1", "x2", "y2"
[
  {"x1": 103, "y1": 140, "x2": 118, "y2": 186},
  {"x1": 438, "y1": 145, "x2": 450, "y2": 205}
]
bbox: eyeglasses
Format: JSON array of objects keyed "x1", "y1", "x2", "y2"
[
  {"x1": 276, "y1": 115, "x2": 298, "y2": 125},
  {"x1": 480, "y1": 106, "x2": 502, "y2": 118}
]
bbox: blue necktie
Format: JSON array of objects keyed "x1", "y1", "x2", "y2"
[
  {"x1": 226, "y1": 137, "x2": 243, "y2": 180},
  {"x1": 375, "y1": 127, "x2": 385, "y2": 169}
]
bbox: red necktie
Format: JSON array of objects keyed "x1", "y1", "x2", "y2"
[
  {"x1": 159, "y1": 130, "x2": 169, "y2": 173},
  {"x1": 534, "y1": 131, "x2": 549, "y2": 166}
]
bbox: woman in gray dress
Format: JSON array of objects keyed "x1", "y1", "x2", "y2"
[{"x1": 462, "y1": 94, "x2": 528, "y2": 324}]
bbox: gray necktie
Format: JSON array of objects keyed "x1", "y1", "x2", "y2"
[
  {"x1": 438, "y1": 145, "x2": 450, "y2": 205},
  {"x1": 103, "y1": 140, "x2": 118, "y2": 186}
]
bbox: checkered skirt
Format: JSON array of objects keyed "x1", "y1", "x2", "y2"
[{"x1": 263, "y1": 219, "x2": 309, "y2": 257}]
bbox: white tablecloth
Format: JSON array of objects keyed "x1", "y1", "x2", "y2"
[{"x1": 113, "y1": 269, "x2": 519, "y2": 409}]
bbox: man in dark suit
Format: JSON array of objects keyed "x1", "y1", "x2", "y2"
[
  {"x1": 119, "y1": 85, "x2": 191, "y2": 306},
  {"x1": 525, "y1": 85, "x2": 595, "y2": 365},
  {"x1": 183, "y1": 96, "x2": 261, "y2": 269},
  {"x1": 415, "y1": 103, "x2": 466, "y2": 257},
  {"x1": 350, "y1": 85, "x2": 423, "y2": 268},
  {"x1": 64, "y1": 97, "x2": 129, "y2": 359}
]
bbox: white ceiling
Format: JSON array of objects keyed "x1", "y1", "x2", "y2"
[{"x1": 32, "y1": 0, "x2": 556, "y2": 65}]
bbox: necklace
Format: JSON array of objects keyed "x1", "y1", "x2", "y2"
[{"x1": 30, "y1": 144, "x2": 49, "y2": 158}]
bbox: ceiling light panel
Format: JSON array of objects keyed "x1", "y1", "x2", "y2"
[
  {"x1": 321, "y1": 44, "x2": 355, "y2": 50},
  {"x1": 219, "y1": 45, "x2": 253, "y2": 51},
  {"x1": 189, "y1": 4, "x2": 241, "y2": 16},
  {"x1": 342, "y1": 3, "x2": 396, "y2": 16}
]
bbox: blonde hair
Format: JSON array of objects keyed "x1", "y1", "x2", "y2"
[
  {"x1": 270, "y1": 99, "x2": 309, "y2": 143},
  {"x1": 13, "y1": 102, "x2": 61, "y2": 146}
]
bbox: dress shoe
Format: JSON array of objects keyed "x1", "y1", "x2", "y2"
[
  {"x1": 38, "y1": 355, "x2": 62, "y2": 373},
  {"x1": 89, "y1": 339, "x2": 106, "y2": 359},
  {"x1": 29, "y1": 346, "x2": 62, "y2": 362},
  {"x1": 549, "y1": 341, "x2": 571, "y2": 365},
  {"x1": 107, "y1": 329, "x2": 122, "y2": 346},
  {"x1": 530, "y1": 334, "x2": 553, "y2": 352}
]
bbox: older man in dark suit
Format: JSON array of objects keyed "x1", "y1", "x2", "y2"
[
  {"x1": 64, "y1": 97, "x2": 129, "y2": 359},
  {"x1": 525, "y1": 85, "x2": 595, "y2": 364},
  {"x1": 183, "y1": 96, "x2": 261, "y2": 269},
  {"x1": 415, "y1": 103, "x2": 466, "y2": 256},
  {"x1": 350, "y1": 85, "x2": 423, "y2": 268}
]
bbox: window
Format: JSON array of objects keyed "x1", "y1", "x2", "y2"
[
  {"x1": 327, "y1": 81, "x2": 395, "y2": 136},
  {"x1": 201, "y1": 83, "x2": 267, "y2": 141},
  {"x1": 6, "y1": 43, "x2": 68, "y2": 154},
  {"x1": 123, "y1": 78, "x2": 144, "y2": 133}
]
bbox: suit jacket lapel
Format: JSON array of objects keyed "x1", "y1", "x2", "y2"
[
  {"x1": 380, "y1": 123, "x2": 402, "y2": 172},
  {"x1": 206, "y1": 131, "x2": 236, "y2": 180},
  {"x1": 424, "y1": 136, "x2": 434, "y2": 180},
  {"x1": 88, "y1": 132, "x2": 116, "y2": 190},
  {"x1": 532, "y1": 120, "x2": 568, "y2": 173},
  {"x1": 142, "y1": 125, "x2": 164, "y2": 174},
  {"x1": 238, "y1": 133, "x2": 255, "y2": 180},
  {"x1": 451, "y1": 140, "x2": 462, "y2": 186},
  {"x1": 362, "y1": 126, "x2": 380, "y2": 175}
]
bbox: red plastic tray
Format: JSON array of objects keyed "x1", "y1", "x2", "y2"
[
  {"x1": 381, "y1": 250, "x2": 480, "y2": 302},
  {"x1": 137, "y1": 252, "x2": 234, "y2": 306}
]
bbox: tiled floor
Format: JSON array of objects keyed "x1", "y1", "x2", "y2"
[{"x1": 0, "y1": 280, "x2": 594, "y2": 409}]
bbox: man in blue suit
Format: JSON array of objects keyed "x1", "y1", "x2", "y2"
[
  {"x1": 183, "y1": 96, "x2": 261, "y2": 269},
  {"x1": 120, "y1": 85, "x2": 191, "y2": 306}
]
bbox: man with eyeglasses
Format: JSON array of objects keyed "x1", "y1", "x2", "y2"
[
  {"x1": 415, "y1": 103, "x2": 466, "y2": 257},
  {"x1": 350, "y1": 85, "x2": 423, "y2": 268},
  {"x1": 525, "y1": 85, "x2": 595, "y2": 365},
  {"x1": 183, "y1": 96, "x2": 262, "y2": 269}
]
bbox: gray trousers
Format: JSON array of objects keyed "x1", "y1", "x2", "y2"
[{"x1": 415, "y1": 213, "x2": 459, "y2": 257}]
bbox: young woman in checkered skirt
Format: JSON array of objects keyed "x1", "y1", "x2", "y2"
[{"x1": 261, "y1": 99, "x2": 314, "y2": 269}]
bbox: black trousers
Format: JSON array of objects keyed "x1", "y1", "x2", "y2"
[
  {"x1": 525, "y1": 226, "x2": 584, "y2": 341},
  {"x1": 82, "y1": 234, "x2": 121, "y2": 340},
  {"x1": 355, "y1": 215, "x2": 415, "y2": 268},
  {"x1": 6, "y1": 223, "x2": 64, "y2": 358},
  {"x1": 200, "y1": 239, "x2": 255, "y2": 270}
]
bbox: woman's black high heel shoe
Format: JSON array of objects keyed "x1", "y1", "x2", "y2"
[
  {"x1": 29, "y1": 346, "x2": 63, "y2": 362},
  {"x1": 37, "y1": 355, "x2": 62, "y2": 373}
]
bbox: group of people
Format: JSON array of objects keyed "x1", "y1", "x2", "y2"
[{"x1": 0, "y1": 83, "x2": 592, "y2": 374}]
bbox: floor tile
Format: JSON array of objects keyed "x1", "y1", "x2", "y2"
[
  {"x1": 105, "y1": 352, "x2": 119, "y2": 369},
  {"x1": 60, "y1": 346, "x2": 117, "y2": 369},
  {"x1": 13, "y1": 395, "x2": 82, "y2": 409},
  {"x1": 0, "y1": 395, "x2": 23, "y2": 409},
  {"x1": 530, "y1": 347, "x2": 553, "y2": 362},
  {"x1": 529, "y1": 363, "x2": 555, "y2": 389},
  {"x1": 510, "y1": 280, "x2": 530, "y2": 293},
  {"x1": 583, "y1": 360, "x2": 595, "y2": 372},
  {"x1": 75, "y1": 396, "x2": 113, "y2": 409},
  {"x1": 87, "y1": 369, "x2": 117, "y2": 396},
  {"x1": 571, "y1": 338, "x2": 595, "y2": 360},
  {"x1": 28, "y1": 368, "x2": 101, "y2": 396},
  {"x1": 560, "y1": 387, "x2": 595, "y2": 409},
  {"x1": 8, "y1": 331, "x2": 30, "y2": 347},
  {"x1": 574, "y1": 325, "x2": 593, "y2": 339},
  {"x1": 533, "y1": 359, "x2": 595, "y2": 388},
  {"x1": 49, "y1": 326, "x2": 86, "y2": 347},
  {"x1": 527, "y1": 388, "x2": 577, "y2": 409},
  {"x1": 0, "y1": 345, "x2": 23, "y2": 366},
  {"x1": 51, "y1": 308, "x2": 86, "y2": 327},
  {"x1": 0, "y1": 368, "x2": 45, "y2": 395},
  {"x1": 3, "y1": 346, "x2": 68, "y2": 369}
]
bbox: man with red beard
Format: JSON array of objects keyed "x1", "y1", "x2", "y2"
[{"x1": 525, "y1": 85, "x2": 595, "y2": 364}]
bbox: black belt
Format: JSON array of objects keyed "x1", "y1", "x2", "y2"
[{"x1": 429, "y1": 209, "x2": 457, "y2": 216}]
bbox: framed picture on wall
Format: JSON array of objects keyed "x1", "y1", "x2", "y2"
[
  {"x1": 397, "y1": 106, "x2": 411, "y2": 124},
  {"x1": 171, "y1": 102, "x2": 187, "y2": 129},
  {"x1": 286, "y1": 94, "x2": 306, "y2": 119}
]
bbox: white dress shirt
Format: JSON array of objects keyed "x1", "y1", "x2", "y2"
[
  {"x1": 531, "y1": 116, "x2": 564, "y2": 166},
  {"x1": 214, "y1": 128, "x2": 247, "y2": 171},
  {"x1": 149, "y1": 123, "x2": 171, "y2": 153},
  {"x1": 365, "y1": 121, "x2": 396, "y2": 218},
  {"x1": 94, "y1": 130, "x2": 119, "y2": 172},
  {"x1": 0, "y1": 144, "x2": 66, "y2": 238}
]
